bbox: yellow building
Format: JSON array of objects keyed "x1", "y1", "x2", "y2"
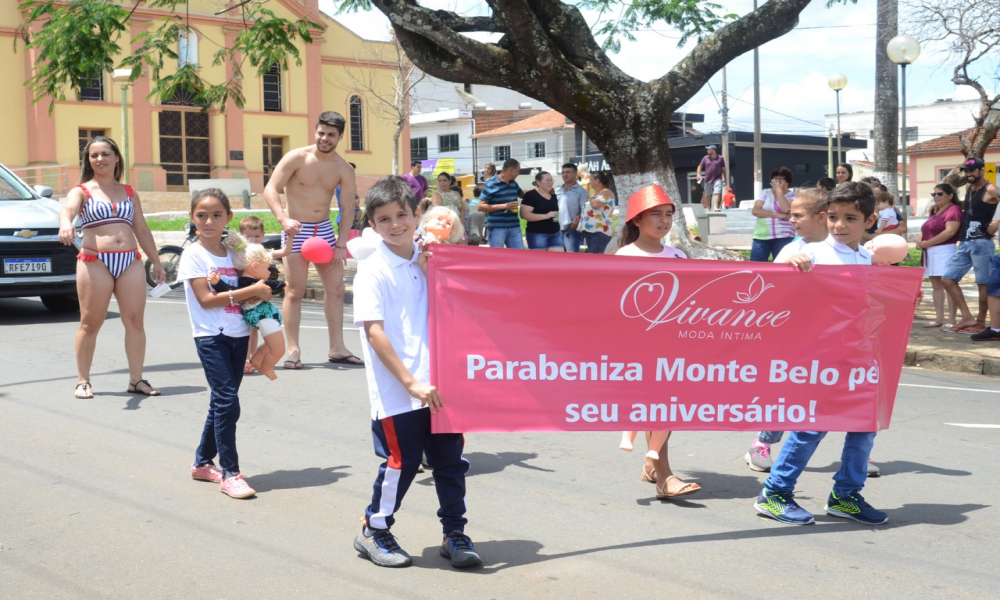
[{"x1": 1, "y1": 0, "x2": 405, "y2": 194}]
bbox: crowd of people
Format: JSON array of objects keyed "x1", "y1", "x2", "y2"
[{"x1": 55, "y1": 110, "x2": 997, "y2": 570}]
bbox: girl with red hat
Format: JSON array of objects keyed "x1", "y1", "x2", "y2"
[{"x1": 616, "y1": 184, "x2": 701, "y2": 499}]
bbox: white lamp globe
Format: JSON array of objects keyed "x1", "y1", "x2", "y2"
[
  {"x1": 828, "y1": 73, "x2": 847, "y2": 91},
  {"x1": 887, "y1": 34, "x2": 921, "y2": 64}
]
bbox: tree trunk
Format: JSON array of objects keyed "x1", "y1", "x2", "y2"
[
  {"x1": 873, "y1": 0, "x2": 899, "y2": 195},
  {"x1": 392, "y1": 122, "x2": 402, "y2": 176}
]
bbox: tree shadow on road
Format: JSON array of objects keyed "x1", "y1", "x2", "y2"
[
  {"x1": 249, "y1": 466, "x2": 351, "y2": 493},
  {"x1": 805, "y1": 460, "x2": 972, "y2": 477},
  {"x1": 417, "y1": 502, "x2": 988, "y2": 573}
]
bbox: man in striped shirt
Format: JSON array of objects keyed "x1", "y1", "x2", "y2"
[{"x1": 478, "y1": 159, "x2": 524, "y2": 249}]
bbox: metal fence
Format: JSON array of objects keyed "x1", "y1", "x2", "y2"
[{"x1": 9, "y1": 164, "x2": 71, "y2": 198}]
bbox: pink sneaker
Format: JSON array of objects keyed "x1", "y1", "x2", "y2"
[
  {"x1": 220, "y1": 474, "x2": 256, "y2": 499},
  {"x1": 191, "y1": 463, "x2": 223, "y2": 483}
]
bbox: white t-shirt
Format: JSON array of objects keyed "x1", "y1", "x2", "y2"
[
  {"x1": 878, "y1": 207, "x2": 899, "y2": 227},
  {"x1": 176, "y1": 242, "x2": 250, "y2": 338},
  {"x1": 774, "y1": 237, "x2": 807, "y2": 263},
  {"x1": 800, "y1": 235, "x2": 873, "y2": 266},
  {"x1": 353, "y1": 240, "x2": 429, "y2": 420},
  {"x1": 615, "y1": 243, "x2": 687, "y2": 258}
]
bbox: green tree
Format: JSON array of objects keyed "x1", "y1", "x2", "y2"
[
  {"x1": 333, "y1": 0, "x2": 817, "y2": 257},
  {"x1": 17, "y1": 0, "x2": 320, "y2": 111}
]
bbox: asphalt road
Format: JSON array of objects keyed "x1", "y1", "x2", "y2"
[{"x1": 1, "y1": 293, "x2": 997, "y2": 599}]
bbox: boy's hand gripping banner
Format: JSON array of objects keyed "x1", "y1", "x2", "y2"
[{"x1": 428, "y1": 245, "x2": 922, "y2": 434}]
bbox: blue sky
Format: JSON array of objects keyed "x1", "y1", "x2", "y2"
[{"x1": 323, "y1": 0, "x2": 994, "y2": 139}]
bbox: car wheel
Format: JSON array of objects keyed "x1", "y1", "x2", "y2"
[{"x1": 41, "y1": 294, "x2": 80, "y2": 313}]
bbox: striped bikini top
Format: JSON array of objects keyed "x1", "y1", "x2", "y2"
[{"x1": 78, "y1": 184, "x2": 136, "y2": 229}]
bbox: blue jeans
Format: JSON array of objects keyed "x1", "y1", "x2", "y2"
[
  {"x1": 750, "y1": 237, "x2": 794, "y2": 262},
  {"x1": 366, "y1": 408, "x2": 469, "y2": 532},
  {"x1": 943, "y1": 238, "x2": 994, "y2": 285},
  {"x1": 193, "y1": 334, "x2": 249, "y2": 477},
  {"x1": 757, "y1": 431, "x2": 785, "y2": 445},
  {"x1": 526, "y1": 231, "x2": 563, "y2": 250},
  {"x1": 988, "y1": 253, "x2": 1000, "y2": 296},
  {"x1": 563, "y1": 228, "x2": 583, "y2": 253},
  {"x1": 583, "y1": 231, "x2": 612, "y2": 255},
  {"x1": 488, "y1": 226, "x2": 524, "y2": 249},
  {"x1": 764, "y1": 431, "x2": 876, "y2": 497}
]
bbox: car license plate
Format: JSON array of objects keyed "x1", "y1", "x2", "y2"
[{"x1": 4, "y1": 258, "x2": 52, "y2": 274}]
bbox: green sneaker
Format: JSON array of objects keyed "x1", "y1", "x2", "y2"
[{"x1": 755, "y1": 490, "x2": 815, "y2": 525}]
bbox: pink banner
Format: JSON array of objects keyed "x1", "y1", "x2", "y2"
[{"x1": 428, "y1": 245, "x2": 922, "y2": 434}]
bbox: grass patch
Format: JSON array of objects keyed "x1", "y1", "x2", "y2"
[
  {"x1": 147, "y1": 211, "x2": 340, "y2": 233},
  {"x1": 899, "y1": 246, "x2": 921, "y2": 268}
]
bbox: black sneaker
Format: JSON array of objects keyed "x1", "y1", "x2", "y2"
[
  {"x1": 970, "y1": 328, "x2": 1000, "y2": 341},
  {"x1": 825, "y1": 491, "x2": 888, "y2": 525},
  {"x1": 354, "y1": 526, "x2": 412, "y2": 568},
  {"x1": 440, "y1": 530, "x2": 482, "y2": 568}
]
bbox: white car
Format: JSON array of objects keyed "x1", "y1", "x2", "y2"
[{"x1": 0, "y1": 163, "x2": 79, "y2": 312}]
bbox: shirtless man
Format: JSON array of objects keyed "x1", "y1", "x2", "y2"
[{"x1": 264, "y1": 111, "x2": 361, "y2": 368}]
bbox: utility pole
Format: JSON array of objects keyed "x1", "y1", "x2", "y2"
[
  {"x1": 721, "y1": 66, "x2": 730, "y2": 191},
  {"x1": 752, "y1": 0, "x2": 762, "y2": 197}
]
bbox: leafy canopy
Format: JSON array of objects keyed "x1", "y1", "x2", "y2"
[{"x1": 17, "y1": 0, "x2": 321, "y2": 111}]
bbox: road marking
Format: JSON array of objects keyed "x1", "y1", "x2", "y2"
[
  {"x1": 945, "y1": 423, "x2": 1000, "y2": 429},
  {"x1": 899, "y1": 383, "x2": 1000, "y2": 394}
]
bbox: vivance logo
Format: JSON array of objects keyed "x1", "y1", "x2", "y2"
[{"x1": 620, "y1": 271, "x2": 791, "y2": 332}]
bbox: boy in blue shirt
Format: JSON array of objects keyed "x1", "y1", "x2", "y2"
[
  {"x1": 754, "y1": 182, "x2": 888, "y2": 526},
  {"x1": 351, "y1": 176, "x2": 481, "y2": 568}
]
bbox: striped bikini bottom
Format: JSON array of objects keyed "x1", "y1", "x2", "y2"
[
  {"x1": 77, "y1": 246, "x2": 142, "y2": 279},
  {"x1": 281, "y1": 220, "x2": 337, "y2": 254}
]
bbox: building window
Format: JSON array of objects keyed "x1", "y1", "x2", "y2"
[
  {"x1": 80, "y1": 76, "x2": 104, "y2": 102},
  {"x1": 939, "y1": 168, "x2": 955, "y2": 181},
  {"x1": 868, "y1": 130, "x2": 875, "y2": 139},
  {"x1": 439, "y1": 134, "x2": 459, "y2": 153},
  {"x1": 493, "y1": 145, "x2": 511, "y2": 162},
  {"x1": 411, "y1": 137, "x2": 428, "y2": 161},
  {"x1": 178, "y1": 28, "x2": 199, "y2": 68},
  {"x1": 464, "y1": 83, "x2": 472, "y2": 94},
  {"x1": 263, "y1": 137, "x2": 285, "y2": 186},
  {"x1": 349, "y1": 95, "x2": 364, "y2": 151},
  {"x1": 263, "y1": 63, "x2": 282, "y2": 112},
  {"x1": 527, "y1": 141, "x2": 546, "y2": 158},
  {"x1": 904, "y1": 126, "x2": 919, "y2": 142},
  {"x1": 78, "y1": 128, "x2": 106, "y2": 161}
]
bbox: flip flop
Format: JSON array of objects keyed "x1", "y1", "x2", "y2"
[
  {"x1": 74, "y1": 381, "x2": 94, "y2": 399},
  {"x1": 127, "y1": 379, "x2": 161, "y2": 396},
  {"x1": 244, "y1": 362, "x2": 256, "y2": 375},
  {"x1": 957, "y1": 327, "x2": 984, "y2": 335},
  {"x1": 921, "y1": 321, "x2": 944, "y2": 328},
  {"x1": 282, "y1": 359, "x2": 303, "y2": 370},
  {"x1": 942, "y1": 325, "x2": 974, "y2": 333},
  {"x1": 328, "y1": 354, "x2": 364, "y2": 366},
  {"x1": 656, "y1": 476, "x2": 701, "y2": 499}
]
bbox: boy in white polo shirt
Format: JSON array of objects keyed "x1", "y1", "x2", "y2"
[
  {"x1": 351, "y1": 176, "x2": 481, "y2": 569},
  {"x1": 754, "y1": 182, "x2": 889, "y2": 526}
]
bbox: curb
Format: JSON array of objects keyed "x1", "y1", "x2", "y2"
[{"x1": 905, "y1": 348, "x2": 1000, "y2": 376}]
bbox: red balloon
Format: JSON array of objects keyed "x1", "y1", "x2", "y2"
[{"x1": 301, "y1": 236, "x2": 334, "y2": 264}]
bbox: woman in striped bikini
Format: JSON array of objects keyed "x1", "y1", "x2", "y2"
[{"x1": 58, "y1": 136, "x2": 165, "y2": 398}]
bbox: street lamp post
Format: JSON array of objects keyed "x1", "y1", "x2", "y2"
[
  {"x1": 827, "y1": 74, "x2": 847, "y2": 163},
  {"x1": 887, "y1": 34, "x2": 921, "y2": 215},
  {"x1": 111, "y1": 69, "x2": 131, "y2": 185}
]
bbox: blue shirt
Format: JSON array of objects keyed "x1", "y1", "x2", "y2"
[{"x1": 480, "y1": 175, "x2": 521, "y2": 228}]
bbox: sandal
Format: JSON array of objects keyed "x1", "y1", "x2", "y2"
[
  {"x1": 127, "y1": 379, "x2": 161, "y2": 396},
  {"x1": 656, "y1": 475, "x2": 701, "y2": 499},
  {"x1": 641, "y1": 465, "x2": 657, "y2": 484},
  {"x1": 74, "y1": 381, "x2": 94, "y2": 399},
  {"x1": 282, "y1": 359, "x2": 303, "y2": 370},
  {"x1": 921, "y1": 321, "x2": 944, "y2": 328},
  {"x1": 244, "y1": 361, "x2": 256, "y2": 375}
]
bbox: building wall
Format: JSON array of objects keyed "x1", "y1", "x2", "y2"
[
  {"x1": 473, "y1": 130, "x2": 575, "y2": 176},
  {"x1": 911, "y1": 150, "x2": 1000, "y2": 213},
  {"x1": 824, "y1": 100, "x2": 983, "y2": 152},
  {"x1": 410, "y1": 73, "x2": 549, "y2": 113},
  {"x1": 1, "y1": 1, "x2": 401, "y2": 193},
  {"x1": 409, "y1": 119, "x2": 475, "y2": 175}
]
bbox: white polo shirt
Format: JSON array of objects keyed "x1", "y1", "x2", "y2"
[
  {"x1": 773, "y1": 237, "x2": 806, "y2": 263},
  {"x1": 800, "y1": 235, "x2": 872, "y2": 266},
  {"x1": 353, "y1": 240, "x2": 430, "y2": 420}
]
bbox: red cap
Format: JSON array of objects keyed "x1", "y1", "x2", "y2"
[{"x1": 625, "y1": 184, "x2": 675, "y2": 223}]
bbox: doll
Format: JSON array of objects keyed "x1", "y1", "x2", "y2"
[
  {"x1": 419, "y1": 206, "x2": 465, "y2": 245},
  {"x1": 209, "y1": 234, "x2": 287, "y2": 380}
]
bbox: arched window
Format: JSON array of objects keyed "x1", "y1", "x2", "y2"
[
  {"x1": 349, "y1": 95, "x2": 364, "y2": 151},
  {"x1": 263, "y1": 63, "x2": 282, "y2": 112},
  {"x1": 178, "y1": 28, "x2": 199, "y2": 68}
]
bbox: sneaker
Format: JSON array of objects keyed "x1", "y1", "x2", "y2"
[
  {"x1": 354, "y1": 526, "x2": 412, "y2": 568},
  {"x1": 191, "y1": 463, "x2": 223, "y2": 483},
  {"x1": 754, "y1": 490, "x2": 815, "y2": 525},
  {"x1": 825, "y1": 491, "x2": 888, "y2": 525},
  {"x1": 970, "y1": 328, "x2": 1000, "y2": 341},
  {"x1": 867, "y1": 458, "x2": 881, "y2": 477},
  {"x1": 440, "y1": 530, "x2": 482, "y2": 568},
  {"x1": 219, "y1": 474, "x2": 256, "y2": 499},
  {"x1": 745, "y1": 439, "x2": 773, "y2": 472}
]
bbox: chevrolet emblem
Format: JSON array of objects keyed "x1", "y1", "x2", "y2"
[{"x1": 14, "y1": 230, "x2": 38, "y2": 238}]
